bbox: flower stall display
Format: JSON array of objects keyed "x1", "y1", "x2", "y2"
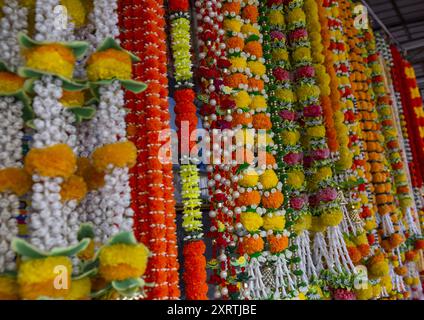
[{"x1": 0, "y1": 0, "x2": 422, "y2": 301}]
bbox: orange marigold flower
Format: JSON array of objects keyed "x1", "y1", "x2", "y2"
[
  {"x1": 224, "y1": 73, "x2": 248, "y2": 88},
  {"x1": 242, "y1": 5, "x2": 259, "y2": 23},
  {"x1": 248, "y1": 78, "x2": 264, "y2": 91},
  {"x1": 262, "y1": 191, "x2": 284, "y2": 209},
  {"x1": 252, "y1": 113, "x2": 272, "y2": 130},
  {"x1": 244, "y1": 41, "x2": 263, "y2": 58},
  {"x1": 236, "y1": 190, "x2": 261, "y2": 207},
  {"x1": 242, "y1": 236, "x2": 264, "y2": 255},
  {"x1": 347, "y1": 246, "x2": 362, "y2": 264},
  {"x1": 226, "y1": 37, "x2": 244, "y2": 50},
  {"x1": 267, "y1": 235, "x2": 288, "y2": 254},
  {"x1": 232, "y1": 112, "x2": 252, "y2": 126},
  {"x1": 222, "y1": 1, "x2": 241, "y2": 14}
]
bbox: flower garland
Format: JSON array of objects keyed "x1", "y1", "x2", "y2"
[
  {"x1": 391, "y1": 46, "x2": 424, "y2": 204},
  {"x1": 284, "y1": 0, "x2": 357, "y2": 295},
  {"x1": 167, "y1": 0, "x2": 207, "y2": 300},
  {"x1": 261, "y1": 0, "x2": 310, "y2": 298},
  {"x1": 194, "y1": 0, "x2": 244, "y2": 300},
  {"x1": 0, "y1": 2, "x2": 30, "y2": 290},
  {"x1": 322, "y1": 0, "x2": 366, "y2": 238},
  {"x1": 118, "y1": 0, "x2": 180, "y2": 300}
]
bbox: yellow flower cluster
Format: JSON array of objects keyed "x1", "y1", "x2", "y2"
[
  {"x1": 320, "y1": 208, "x2": 343, "y2": 227},
  {"x1": 268, "y1": 10, "x2": 284, "y2": 26},
  {"x1": 241, "y1": 212, "x2": 263, "y2": 232},
  {"x1": 239, "y1": 168, "x2": 259, "y2": 187},
  {"x1": 60, "y1": 0, "x2": 89, "y2": 28},
  {"x1": 233, "y1": 90, "x2": 251, "y2": 108},
  {"x1": 247, "y1": 61, "x2": 266, "y2": 76},
  {"x1": 60, "y1": 174, "x2": 87, "y2": 203},
  {"x1": 0, "y1": 72, "x2": 25, "y2": 93},
  {"x1": 275, "y1": 88, "x2": 295, "y2": 102},
  {"x1": 87, "y1": 49, "x2": 132, "y2": 81},
  {"x1": 92, "y1": 141, "x2": 137, "y2": 172},
  {"x1": 263, "y1": 214, "x2": 286, "y2": 231},
  {"x1": 65, "y1": 277, "x2": 91, "y2": 300},
  {"x1": 279, "y1": 130, "x2": 300, "y2": 146},
  {"x1": 287, "y1": 8, "x2": 306, "y2": 25},
  {"x1": 0, "y1": 167, "x2": 32, "y2": 196},
  {"x1": 25, "y1": 44, "x2": 75, "y2": 78},
  {"x1": 286, "y1": 170, "x2": 305, "y2": 189},
  {"x1": 223, "y1": 18, "x2": 243, "y2": 33},
  {"x1": 99, "y1": 243, "x2": 149, "y2": 282},
  {"x1": 0, "y1": 275, "x2": 19, "y2": 300},
  {"x1": 296, "y1": 84, "x2": 320, "y2": 101},
  {"x1": 259, "y1": 169, "x2": 279, "y2": 190},
  {"x1": 18, "y1": 256, "x2": 72, "y2": 299},
  {"x1": 230, "y1": 57, "x2": 247, "y2": 70},
  {"x1": 249, "y1": 95, "x2": 267, "y2": 110},
  {"x1": 171, "y1": 18, "x2": 193, "y2": 81},
  {"x1": 24, "y1": 143, "x2": 76, "y2": 178}
]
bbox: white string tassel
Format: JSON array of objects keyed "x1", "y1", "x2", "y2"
[
  {"x1": 381, "y1": 214, "x2": 395, "y2": 236},
  {"x1": 313, "y1": 231, "x2": 332, "y2": 273},
  {"x1": 247, "y1": 257, "x2": 268, "y2": 300},
  {"x1": 300, "y1": 231, "x2": 317, "y2": 279},
  {"x1": 327, "y1": 226, "x2": 355, "y2": 273},
  {"x1": 405, "y1": 207, "x2": 421, "y2": 236}
]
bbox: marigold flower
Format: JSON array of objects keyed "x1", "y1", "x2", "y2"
[
  {"x1": 244, "y1": 41, "x2": 263, "y2": 58},
  {"x1": 60, "y1": 174, "x2": 87, "y2": 203},
  {"x1": 0, "y1": 72, "x2": 25, "y2": 93},
  {"x1": 259, "y1": 169, "x2": 279, "y2": 189},
  {"x1": 92, "y1": 141, "x2": 137, "y2": 172},
  {"x1": 87, "y1": 48, "x2": 132, "y2": 81},
  {"x1": 240, "y1": 212, "x2": 263, "y2": 232},
  {"x1": 242, "y1": 236, "x2": 264, "y2": 255},
  {"x1": 268, "y1": 235, "x2": 289, "y2": 254},
  {"x1": 262, "y1": 191, "x2": 284, "y2": 209},
  {"x1": 25, "y1": 144, "x2": 76, "y2": 178}
]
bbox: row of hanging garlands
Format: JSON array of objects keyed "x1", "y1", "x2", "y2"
[{"x1": 0, "y1": 0, "x2": 423, "y2": 300}]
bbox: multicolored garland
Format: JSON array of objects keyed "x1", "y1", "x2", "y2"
[{"x1": 168, "y1": 0, "x2": 208, "y2": 300}]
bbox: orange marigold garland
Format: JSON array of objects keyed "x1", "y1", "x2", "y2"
[{"x1": 118, "y1": 0, "x2": 180, "y2": 299}]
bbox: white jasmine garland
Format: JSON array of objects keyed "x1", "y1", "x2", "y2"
[
  {"x1": 0, "y1": 0, "x2": 27, "y2": 69},
  {"x1": 83, "y1": 81, "x2": 134, "y2": 243},
  {"x1": 0, "y1": 1, "x2": 27, "y2": 273}
]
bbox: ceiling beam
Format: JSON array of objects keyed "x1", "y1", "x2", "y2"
[{"x1": 403, "y1": 38, "x2": 424, "y2": 51}]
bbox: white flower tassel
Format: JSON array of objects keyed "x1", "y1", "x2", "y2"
[
  {"x1": 296, "y1": 230, "x2": 317, "y2": 281},
  {"x1": 247, "y1": 257, "x2": 268, "y2": 300},
  {"x1": 327, "y1": 226, "x2": 355, "y2": 273},
  {"x1": 381, "y1": 213, "x2": 395, "y2": 236},
  {"x1": 84, "y1": 81, "x2": 133, "y2": 243},
  {"x1": 274, "y1": 254, "x2": 296, "y2": 299},
  {"x1": 313, "y1": 231, "x2": 332, "y2": 274}
]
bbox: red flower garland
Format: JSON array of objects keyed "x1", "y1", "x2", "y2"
[
  {"x1": 390, "y1": 45, "x2": 424, "y2": 189},
  {"x1": 118, "y1": 0, "x2": 180, "y2": 300}
]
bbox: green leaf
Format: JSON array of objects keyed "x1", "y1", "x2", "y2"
[
  {"x1": 26, "y1": 119, "x2": 36, "y2": 129},
  {"x1": 18, "y1": 67, "x2": 87, "y2": 91},
  {"x1": 50, "y1": 238, "x2": 90, "y2": 257},
  {"x1": 11, "y1": 238, "x2": 48, "y2": 259},
  {"x1": 18, "y1": 32, "x2": 89, "y2": 59},
  {"x1": 72, "y1": 268, "x2": 98, "y2": 280},
  {"x1": 120, "y1": 80, "x2": 147, "y2": 93},
  {"x1": 68, "y1": 107, "x2": 96, "y2": 122},
  {"x1": 111, "y1": 278, "x2": 143, "y2": 292},
  {"x1": 108, "y1": 231, "x2": 137, "y2": 245},
  {"x1": 77, "y1": 223, "x2": 95, "y2": 241},
  {"x1": 236, "y1": 162, "x2": 250, "y2": 174},
  {"x1": 97, "y1": 37, "x2": 140, "y2": 62}
]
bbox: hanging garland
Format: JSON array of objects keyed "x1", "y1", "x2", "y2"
[
  {"x1": 167, "y1": 0, "x2": 208, "y2": 300},
  {"x1": 195, "y1": 0, "x2": 240, "y2": 300},
  {"x1": 118, "y1": 0, "x2": 180, "y2": 300},
  {"x1": 284, "y1": 0, "x2": 358, "y2": 297},
  {"x1": 260, "y1": 0, "x2": 310, "y2": 298}
]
